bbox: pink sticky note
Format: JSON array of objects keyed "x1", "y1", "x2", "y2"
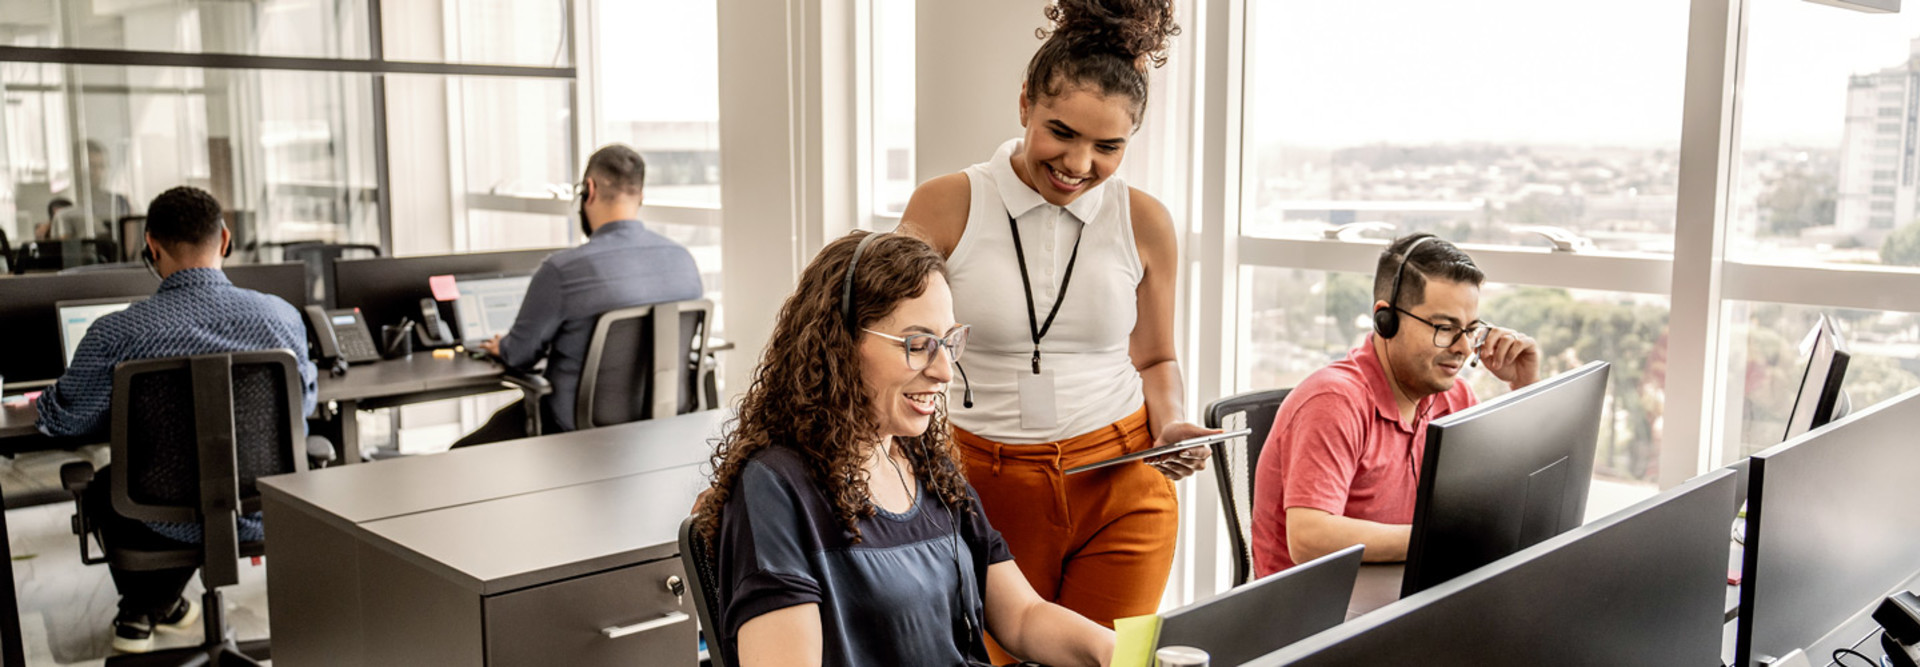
[{"x1": 429, "y1": 275, "x2": 461, "y2": 302}]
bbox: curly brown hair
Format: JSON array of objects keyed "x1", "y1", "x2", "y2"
[
  {"x1": 1026, "y1": 0, "x2": 1181, "y2": 125},
  {"x1": 696, "y1": 231, "x2": 973, "y2": 543}
]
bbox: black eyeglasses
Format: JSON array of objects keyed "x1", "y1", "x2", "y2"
[
  {"x1": 1392, "y1": 307, "x2": 1491, "y2": 349},
  {"x1": 864, "y1": 325, "x2": 969, "y2": 371}
]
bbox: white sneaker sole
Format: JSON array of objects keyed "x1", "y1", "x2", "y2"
[{"x1": 156, "y1": 598, "x2": 201, "y2": 634}]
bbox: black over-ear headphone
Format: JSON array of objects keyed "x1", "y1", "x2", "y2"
[
  {"x1": 841, "y1": 231, "x2": 975, "y2": 408},
  {"x1": 1373, "y1": 236, "x2": 1436, "y2": 340}
]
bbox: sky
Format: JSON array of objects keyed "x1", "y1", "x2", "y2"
[{"x1": 1245, "y1": 0, "x2": 1920, "y2": 150}]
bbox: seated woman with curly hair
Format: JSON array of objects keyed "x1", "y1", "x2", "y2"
[{"x1": 695, "y1": 231, "x2": 1114, "y2": 667}]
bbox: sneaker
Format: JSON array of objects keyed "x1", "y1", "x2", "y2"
[
  {"x1": 110, "y1": 612, "x2": 154, "y2": 654},
  {"x1": 155, "y1": 597, "x2": 200, "y2": 633}
]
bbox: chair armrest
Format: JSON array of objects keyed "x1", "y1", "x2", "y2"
[
  {"x1": 500, "y1": 371, "x2": 551, "y2": 397},
  {"x1": 60, "y1": 461, "x2": 94, "y2": 494}
]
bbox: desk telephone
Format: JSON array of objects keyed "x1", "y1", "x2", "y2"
[{"x1": 303, "y1": 305, "x2": 382, "y2": 366}]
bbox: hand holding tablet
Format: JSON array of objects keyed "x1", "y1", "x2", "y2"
[{"x1": 1065, "y1": 428, "x2": 1253, "y2": 475}]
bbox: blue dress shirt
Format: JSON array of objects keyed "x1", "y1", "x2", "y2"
[
  {"x1": 497, "y1": 219, "x2": 703, "y2": 431},
  {"x1": 37, "y1": 267, "x2": 318, "y2": 543}
]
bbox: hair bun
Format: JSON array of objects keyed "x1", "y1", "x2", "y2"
[{"x1": 1040, "y1": 0, "x2": 1179, "y2": 70}]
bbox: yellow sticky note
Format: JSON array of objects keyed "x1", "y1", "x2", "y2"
[{"x1": 1111, "y1": 613, "x2": 1163, "y2": 667}]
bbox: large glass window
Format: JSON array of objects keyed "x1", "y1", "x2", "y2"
[
  {"x1": 1241, "y1": 0, "x2": 1688, "y2": 253},
  {"x1": 3, "y1": 0, "x2": 370, "y2": 59},
  {"x1": 873, "y1": 0, "x2": 915, "y2": 215},
  {"x1": 594, "y1": 0, "x2": 719, "y2": 207},
  {"x1": 1721, "y1": 301, "x2": 1920, "y2": 460},
  {"x1": 2, "y1": 63, "x2": 378, "y2": 255}
]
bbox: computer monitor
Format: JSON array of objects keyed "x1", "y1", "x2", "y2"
[
  {"x1": 1400, "y1": 360, "x2": 1609, "y2": 597},
  {"x1": 448, "y1": 272, "x2": 533, "y2": 346},
  {"x1": 1783, "y1": 314, "x2": 1851, "y2": 442},
  {"x1": 1155, "y1": 545, "x2": 1363, "y2": 666},
  {"x1": 1734, "y1": 386, "x2": 1920, "y2": 667},
  {"x1": 0, "y1": 270, "x2": 155, "y2": 388},
  {"x1": 56, "y1": 297, "x2": 144, "y2": 368},
  {"x1": 332, "y1": 249, "x2": 555, "y2": 332},
  {"x1": 224, "y1": 262, "x2": 310, "y2": 308},
  {"x1": 1247, "y1": 468, "x2": 1735, "y2": 667}
]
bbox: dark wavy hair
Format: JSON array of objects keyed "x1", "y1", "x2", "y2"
[
  {"x1": 1025, "y1": 0, "x2": 1180, "y2": 126},
  {"x1": 697, "y1": 231, "x2": 972, "y2": 543}
]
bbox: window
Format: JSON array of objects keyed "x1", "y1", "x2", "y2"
[
  {"x1": 1235, "y1": 0, "x2": 1686, "y2": 490},
  {"x1": 873, "y1": 0, "x2": 915, "y2": 216},
  {"x1": 593, "y1": 0, "x2": 719, "y2": 208},
  {"x1": 4, "y1": 0, "x2": 369, "y2": 58}
]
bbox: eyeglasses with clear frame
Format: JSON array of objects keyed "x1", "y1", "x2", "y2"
[
  {"x1": 863, "y1": 325, "x2": 970, "y2": 371},
  {"x1": 1391, "y1": 307, "x2": 1492, "y2": 349}
]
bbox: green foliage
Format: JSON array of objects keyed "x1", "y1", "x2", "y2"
[
  {"x1": 1881, "y1": 220, "x2": 1920, "y2": 267},
  {"x1": 1757, "y1": 167, "x2": 1836, "y2": 236}
]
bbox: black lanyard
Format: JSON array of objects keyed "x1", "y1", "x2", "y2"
[{"x1": 1008, "y1": 212, "x2": 1083, "y2": 375}]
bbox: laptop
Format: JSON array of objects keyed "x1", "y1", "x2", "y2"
[
  {"x1": 448, "y1": 272, "x2": 533, "y2": 347},
  {"x1": 56, "y1": 296, "x2": 145, "y2": 369},
  {"x1": 1155, "y1": 544, "x2": 1364, "y2": 665}
]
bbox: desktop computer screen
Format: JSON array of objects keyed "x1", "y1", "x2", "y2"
[
  {"x1": 1155, "y1": 545, "x2": 1362, "y2": 666},
  {"x1": 56, "y1": 297, "x2": 144, "y2": 368},
  {"x1": 1783, "y1": 314, "x2": 1850, "y2": 442},
  {"x1": 1400, "y1": 360, "x2": 1609, "y2": 597},
  {"x1": 450, "y1": 273, "x2": 533, "y2": 345},
  {"x1": 1734, "y1": 386, "x2": 1920, "y2": 667},
  {"x1": 1247, "y1": 469, "x2": 1735, "y2": 666}
]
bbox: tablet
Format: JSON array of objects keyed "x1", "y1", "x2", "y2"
[{"x1": 1064, "y1": 428, "x2": 1252, "y2": 475}]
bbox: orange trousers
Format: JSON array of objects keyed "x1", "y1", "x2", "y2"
[{"x1": 956, "y1": 406, "x2": 1178, "y2": 664}]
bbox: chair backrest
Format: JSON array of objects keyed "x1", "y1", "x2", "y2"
[
  {"x1": 109, "y1": 350, "x2": 308, "y2": 588},
  {"x1": 1203, "y1": 387, "x2": 1292, "y2": 587},
  {"x1": 679, "y1": 515, "x2": 730, "y2": 667},
  {"x1": 577, "y1": 299, "x2": 714, "y2": 430},
  {"x1": 282, "y1": 242, "x2": 381, "y2": 307}
]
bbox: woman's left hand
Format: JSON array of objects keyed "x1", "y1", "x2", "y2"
[{"x1": 1146, "y1": 421, "x2": 1216, "y2": 481}]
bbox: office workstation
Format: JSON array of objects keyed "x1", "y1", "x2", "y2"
[{"x1": 12, "y1": 0, "x2": 1920, "y2": 666}]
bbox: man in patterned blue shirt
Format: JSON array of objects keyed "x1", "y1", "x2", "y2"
[
  {"x1": 36, "y1": 186, "x2": 317, "y2": 653},
  {"x1": 453, "y1": 144, "x2": 703, "y2": 446}
]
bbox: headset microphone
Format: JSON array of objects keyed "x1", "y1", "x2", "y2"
[{"x1": 954, "y1": 360, "x2": 975, "y2": 409}]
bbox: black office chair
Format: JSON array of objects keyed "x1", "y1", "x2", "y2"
[
  {"x1": 279, "y1": 242, "x2": 381, "y2": 307},
  {"x1": 60, "y1": 350, "x2": 309, "y2": 666},
  {"x1": 12, "y1": 239, "x2": 117, "y2": 274},
  {"x1": 1203, "y1": 387, "x2": 1293, "y2": 587},
  {"x1": 678, "y1": 515, "x2": 729, "y2": 667},
  {"x1": 566, "y1": 299, "x2": 716, "y2": 432}
]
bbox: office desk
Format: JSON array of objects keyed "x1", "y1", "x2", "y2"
[
  {"x1": 1347, "y1": 564, "x2": 1404, "y2": 620},
  {"x1": 261, "y1": 409, "x2": 726, "y2": 667},
  {"x1": 0, "y1": 403, "x2": 38, "y2": 442},
  {"x1": 315, "y1": 353, "x2": 507, "y2": 463}
]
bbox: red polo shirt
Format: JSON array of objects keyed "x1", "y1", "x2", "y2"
[{"x1": 1250, "y1": 336, "x2": 1478, "y2": 575}]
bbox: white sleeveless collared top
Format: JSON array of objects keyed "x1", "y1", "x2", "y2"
[{"x1": 945, "y1": 138, "x2": 1146, "y2": 444}]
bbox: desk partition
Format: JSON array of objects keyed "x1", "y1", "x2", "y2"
[
  {"x1": 1247, "y1": 468, "x2": 1735, "y2": 666},
  {"x1": 0, "y1": 263, "x2": 310, "y2": 388},
  {"x1": 332, "y1": 249, "x2": 557, "y2": 332},
  {"x1": 1734, "y1": 386, "x2": 1920, "y2": 667}
]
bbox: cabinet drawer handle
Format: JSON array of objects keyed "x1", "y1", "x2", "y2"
[{"x1": 601, "y1": 611, "x2": 690, "y2": 639}]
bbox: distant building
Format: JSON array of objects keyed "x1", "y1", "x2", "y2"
[{"x1": 1835, "y1": 39, "x2": 1920, "y2": 234}]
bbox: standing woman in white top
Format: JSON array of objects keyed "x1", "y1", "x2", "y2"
[{"x1": 899, "y1": 0, "x2": 1214, "y2": 662}]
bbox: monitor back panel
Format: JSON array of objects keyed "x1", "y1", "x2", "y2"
[
  {"x1": 332, "y1": 249, "x2": 555, "y2": 333},
  {"x1": 1158, "y1": 545, "x2": 1362, "y2": 666},
  {"x1": 224, "y1": 262, "x2": 310, "y2": 308},
  {"x1": 1403, "y1": 361, "x2": 1609, "y2": 595},
  {"x1": 1739, "y1": 387, "x2": 1920, "y2": 666},
  {"x1": 1251, "y1": 469, "x2": 1736, "y2": 667}
]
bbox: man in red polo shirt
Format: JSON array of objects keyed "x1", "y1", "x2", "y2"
[{"x1": 1250, "y1": 233, "x2": 1541, "y2": 575}]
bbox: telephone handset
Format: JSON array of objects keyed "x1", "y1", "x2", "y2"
[
  {"x1": 303, "y1": 305, "x2": 382, "y2": 365},
  {"x1": 417, "y1": 298, "x2": 457, "y2": 348}
]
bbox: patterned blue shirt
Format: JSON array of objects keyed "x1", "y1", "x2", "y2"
[
  {"x1": 498, "y1": 219, "x2": 702, "y2": 431},
  {"x1": 37, "y1": 267, "x2": 317, "y2": 543}
]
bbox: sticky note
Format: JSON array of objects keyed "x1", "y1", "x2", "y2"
[
  {"x1": 429, "y1": 274, "x2": 460, "y2": 302},
  {"x1": 1111, "y1": 613, "x2": 1162, "y2": 667},
  {"x1": 432, "y1": 349, "x2": 455, "y2": 360}
]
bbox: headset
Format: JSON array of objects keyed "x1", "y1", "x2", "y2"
[
  {"x1": 842, "y1": 231, "x2": 975, "y2": 408},
  {"x1": 1372, "y1": 235, "x2": 1436, "y2": 340}
]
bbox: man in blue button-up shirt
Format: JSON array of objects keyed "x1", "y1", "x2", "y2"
[
  {"x1": 37, "y1": 186, "x2": 316, "y2": 653},
  {"x1": 453, "y1": 144, "x2": 703, "y2": 446}
]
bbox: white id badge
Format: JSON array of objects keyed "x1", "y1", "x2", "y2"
[{"x1": 1017, "y1": 369, "x2": 1059, "y2": 430}]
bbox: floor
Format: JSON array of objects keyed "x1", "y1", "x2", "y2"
[{"x1": 4, "y1": 448, "x2": 271, "y2": 666}]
